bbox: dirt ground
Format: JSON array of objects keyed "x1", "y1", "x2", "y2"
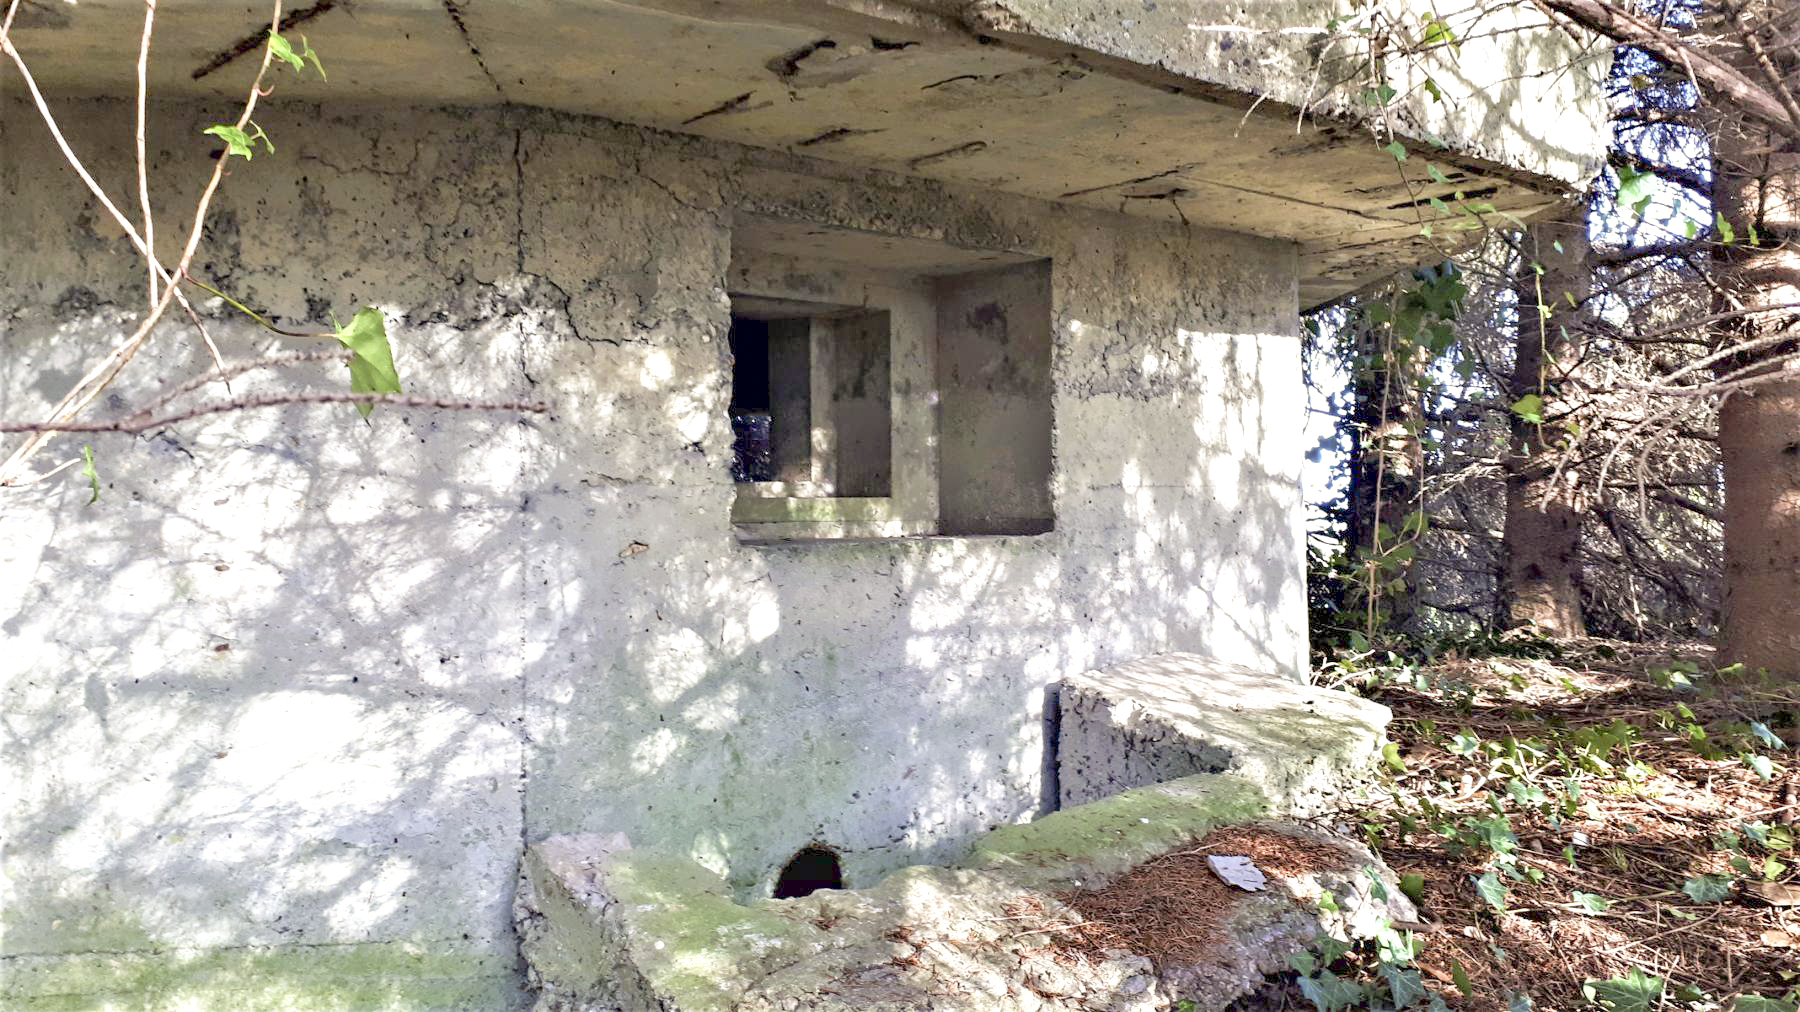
[{"x1": 1351, "y1": 639, "x2": 1797, "y2": 1009}]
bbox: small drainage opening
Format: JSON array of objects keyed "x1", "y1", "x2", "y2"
[{"x1": 773, "y1": 845, "x2": 843, "y2": 899}]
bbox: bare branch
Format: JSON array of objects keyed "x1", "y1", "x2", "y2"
[{"x1": 0, "y1": 394, "x2": 550, "y2": 435}]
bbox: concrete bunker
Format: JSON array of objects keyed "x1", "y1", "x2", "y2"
[{"x1": 1, "y1": 0, "x2": 1609, "y2": 1007}]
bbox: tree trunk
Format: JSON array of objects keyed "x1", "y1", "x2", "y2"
[
  {"x1": 1501, "y1": 218, "x2": 1589, "y2": 637},
  {"x1": 1715, "y1": 144, "x2": 1800, "y2": 678}
]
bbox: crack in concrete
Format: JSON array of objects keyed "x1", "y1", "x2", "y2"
[
  {"x1": 1060, "y1": 167, "x2": 1188, "y2": 199},
  {"x1": 766, "y1": 38, "x2": 835, "y2": 80},
  {"x1": 1064, "y1": 165, "x2": 1402, "y2": 226},
  {"x1": 906, "y1": 141, "x2": 987, "y2": 169},
  {"x1": 921, "y1": 74, "x2": 983, "y2": 91},
  {"x1": 190, "y1": 0, "x2": 340, "y2": 80},
  {"x1": 681, "y1": 92, "x2": 755, "y2": 126},
  {"x1": 512, "y1": 126, "x2": 527, "y2": 276},
  {"x1": 796, "y1": 127, "x2": 886, "y2": 148},
  {"x1": 439, "y1": 0, "x2": 507, "y2": 98}
]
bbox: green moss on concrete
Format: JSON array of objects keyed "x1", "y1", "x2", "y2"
[
  {"x1": 2, "y1": 940, "x2": 517, "y2": 1011},
  {"x1": 607, "y1": 852, "x2": 825, "y2": 1010},
  {"x1": 1, "y1": 902, "x2": 157, "y2": 958},
  {"x1": 960, "y1": 773, "x2": 1269, "y2": 887}
]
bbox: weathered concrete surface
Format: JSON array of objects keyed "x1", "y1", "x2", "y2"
[
  {"x1": 2, "y1": 98, "x2": 1308, "y2": 1007},
  {"x1": 4, "y1": 0, "x2": 1610, "y2": 304},
  {"x1": 1057, "y1": 654, "x2": 1392, "y2": 814},
  {"x1": 516, "y1": 779, "x2": 1417, "y2": 1011}
]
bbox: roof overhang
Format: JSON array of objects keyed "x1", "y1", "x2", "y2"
[{"x1": 3, "y1": 0, "x2": 1611, "y2": 307}]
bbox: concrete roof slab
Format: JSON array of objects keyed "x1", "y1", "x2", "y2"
[{"x1": 3, "y1": 0, "x2": 1608, "y2": 305}]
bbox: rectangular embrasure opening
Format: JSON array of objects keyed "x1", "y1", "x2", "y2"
[{"x1": 727, "y1": 216, "x2": 1053, "y2": 542}]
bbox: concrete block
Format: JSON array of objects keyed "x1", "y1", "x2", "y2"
[
  {"x1": 1057, "y1": 654, "x2": 1391, "y2": 814},
  {"x1": 516, "y1": 776, "x2": 1415, "y2": 1011}
]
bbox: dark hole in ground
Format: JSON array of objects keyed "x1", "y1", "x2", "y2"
[{"x1": 773, "y1": 845, "x2": 843, "y2": 899}]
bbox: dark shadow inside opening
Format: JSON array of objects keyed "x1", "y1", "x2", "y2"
[{"x1": 772, "y1": 844, "x2": 844, "y2": 899}]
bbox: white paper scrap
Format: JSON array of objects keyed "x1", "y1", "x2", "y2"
[{"x1": 1207, "y1": 854, "x2": 1268, "y2": 892}]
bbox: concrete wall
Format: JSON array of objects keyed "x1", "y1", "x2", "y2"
[
  {"x1": 0, "y1": 99, "x2": 1306, "y2": 1008},
  {"x1": 937, "y1": 262, "x2": 1055, "y2": 535}
]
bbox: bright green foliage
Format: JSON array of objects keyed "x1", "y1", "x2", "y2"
[
  {"x1": 1745, "y1": 753, "x2": 1776, "y2": 781},
  {"x1": 1681, "y1": 873, "x2": 1733, "y2": 903},
  {"x1": 1291, "y1": 928, "x2": 1445, "y2": 1012},
  {"x1": 1298, "y1": 969, "x2": 1366, "y2": 1012},
  {"x1": 1750, "y1": 721, "x2": 1785, "y2": 750},
  {"x1": 333, "y1": 308, "x2": 403, "y2": 419},
  {"x1": 1472, "y1": 870, "x2": 1507, "y2": 911},
  {"x1": 1584, "y1": 969, "x2": 1664, "y2": 1012},
  {"x1": 1614, "y1": 165, "x2": 1656, "y2": 217},
  {"x1": 1572, "y1": 890, "x2": 1611, "y2": 913},
  {"x1": 1382, "y1": 963, "x2": 1429, "y2": 1009},
  {"x1": 1419, "y1": 13, "x2": 1458, "y2": 50},
  {"x1": 1733, "y1": 996, "x2": 1800, "y2": 1012},
  {"x1": 268, "y1": 33, "x2": 326, "y2": 78},
  {"x1": 1510, "y1": 393, "x2": 1546, "y2": 424},
  {"x1": 80, "y1": 444, "x2": 99, "y2": 504},
  {"x1": 204, "y1": 121, "x2": 273, "y2": 159},
  {"x1": 1451, "y1": 962, "x2": 1473, "y2": 998}
]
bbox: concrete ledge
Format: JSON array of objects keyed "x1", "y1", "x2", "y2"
[
  {"x1": 1057, "y1": 654, "x2": 1392, "y2": 815},
  {"x1": 516, "y1": 775, "x2": 1415, "y2": 1011}
]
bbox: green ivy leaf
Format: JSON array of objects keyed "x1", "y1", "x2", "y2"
[
  {"x1": 1745, "y1": 753, "x2": 1776, "y2": 781},
  {"x1": 1733, "y1": 995, "x2": 1799, "y2": 1012},
  {"x1": 1381, "y1": 964, "x2": 1428, "y2": 1009},
  {"x1": 1383, "y1": 742, "x2": 1407, "y2": 773},
  {"x1": 1399, "y1": 872, "x2": 1426, "y2": 903},
  {"x1": 1511, "y1": 393, "x2": 1546, "y2": 424},
  {"x1": 1615, "y1": 165, "x2": 1656, "y2": 217},
  {"x1": 1583, "y1": 969, "x2": 1664, "y2": 1012},
  {"x1": 268, "y1": 32, "x2": 327, "y2": 79},
  {"x1": 1572, "y1": 890, "x2": 1611, "y2": 913},
  {"x1": 1472, "y1": 870, "x2": 1508, "y2": 911},
  {"x1": 80, "y1": 444, "x2": 99, "y2": 505},
  {"x1": 1448, "y1": 730, "x2": 1482, "y2": 756},
  {"x1": 204, "y1": 124, "x2": 257, "y2": 160},
  {"x1": 1383, "y1": 141, "x2": 1410, "y2": 162},
  {"x1": 1681, "y1": 873, "x2": 1734, "y2": 903},
  {"x1": 268, "y1": 32, "x2": 306, "y2": 72},
  {"x1": 1750, "y1": 721, "x2": 1785, "y2": 750},
  {"x1": 1450, "y1": 961, "x2": 1473, "y2": 998},
  {"x1": 333, "y1": 307, "x2": 403, "y2": 418},
  {"x1": 1421, "y1": 14, "x2": 1458, "y2": 49},
  {"x1": 1297, "y1": 969, "x2": 1364, "y2": 1012},
  {"x1": 1717, "y1": 211, "x2": 1737, "y2": 245}
]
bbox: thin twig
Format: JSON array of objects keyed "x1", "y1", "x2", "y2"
[{"x1": 0, "y1": 393, "x2": 549, "y2": 435}]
